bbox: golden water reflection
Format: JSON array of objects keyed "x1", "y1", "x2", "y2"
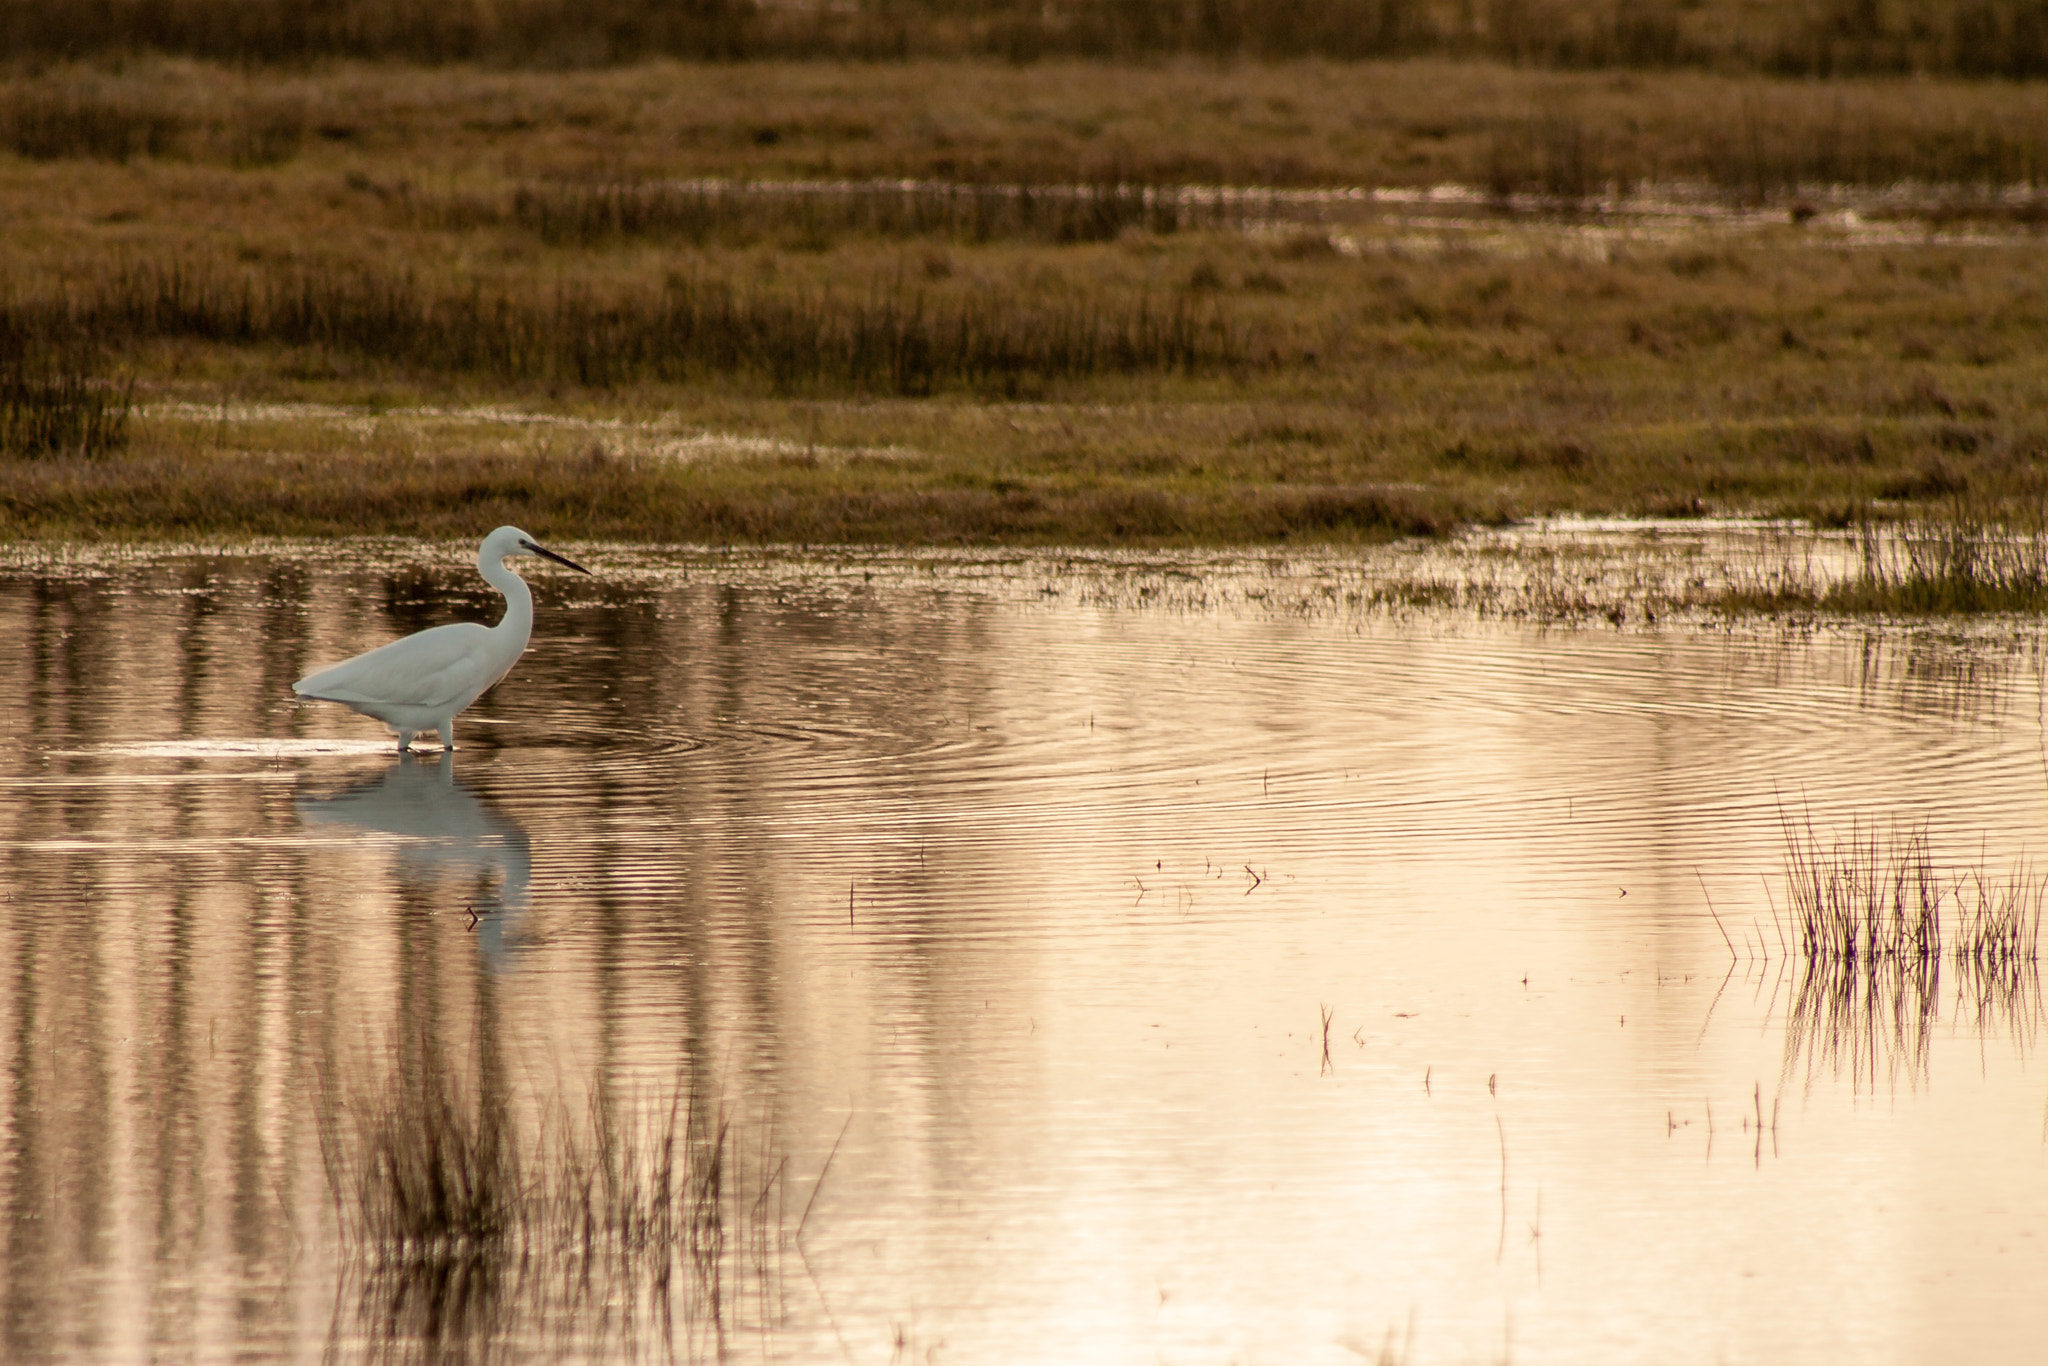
[
  {"x1": 298, "y1": 752, "x2": 532, "y2": 970},
  {"x1": 0, "y1": 542, "x2": 2045, "y2": 1363}
]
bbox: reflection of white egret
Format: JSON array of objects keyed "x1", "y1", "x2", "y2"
[
  {"x1": 293, "y1": 526, "x2": 591, "y2": 752},
  {"x1": 297, "y1": 751, "x2": 532, "y2": 969}
]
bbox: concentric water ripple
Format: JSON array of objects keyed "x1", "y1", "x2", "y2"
[{"x1": 2, "y1": 541, "x2": 2047, "y2": 1366}]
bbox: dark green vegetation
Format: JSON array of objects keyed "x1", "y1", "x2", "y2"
[
  {"x1": 5, "y1": 51, "x2": 2048, "y2": 552},
  {"x1": 16, "y1": 0, "x2": 2048, "y2": 78},
  {"x1": 55, "y1": 257, "x2": 1239, "y2": 393}
]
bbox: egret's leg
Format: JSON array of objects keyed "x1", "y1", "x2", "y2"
[
  {"x1": 438, "y1": 720, "x2": 455, "y2": 751},
  {"x1": 396, "y1": 729, "x2": 416, "y2": 752}
]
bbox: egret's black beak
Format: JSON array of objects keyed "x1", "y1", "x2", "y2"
[{"x1": 521, "y1": 539, "x2": 593, "y2": 575}]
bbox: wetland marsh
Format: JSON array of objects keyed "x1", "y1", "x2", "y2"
[
  {"x1": 10, "y1": 55, "x2": 2048, "y2": 542},
  {"x1": 10, "y1": 13, "x2": 2048, "y2": 1360},
  {"x1": 3, "y1": 531, "x2": 2047, "y2": 1363}
]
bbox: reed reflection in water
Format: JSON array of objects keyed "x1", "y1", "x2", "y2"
[
  {"x1": 320, "y1": 1030, "x2": 790, "y2": 1364},
  {"x1": 0, "y1": 541, "x2": 2046, "y2": 1364}
]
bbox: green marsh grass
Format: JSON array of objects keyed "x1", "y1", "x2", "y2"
[
  {"x1": 17, "y1": 221, "x2": 2042, "y2": 546},
  {"x1": 0, "y1": 435, "x2": 1457, "y2": 543}
]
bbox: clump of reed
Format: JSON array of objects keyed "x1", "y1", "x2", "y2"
[
  {"x1": 0, "y1": 82, "x2": 185, "y2": 162},
  {"x1": 0, "y1": 318, "x2": 131, "y2": 459},
  {"x1": 319, "y1": 1038, "x2": 794, "y2": 1361},
  {"x1": 1707, "y1": 514, "x2": 2048, "y2": 618},
  {"x1": 1782, "y1": 817, "x2": 1947, "y2": 965},
  {"x1": 1775, "y1": 816, "x2": 2044, "y2": 1089},
  {"x1": 32, "y1": 256, "x2": 1241, "y2": 395},
  {"x1": 1825, "y1": 516, "x2": 2048, "y2": 615},
  {"x1": 1483, "y1": 113, "x2": 1618, "y2": 206}
]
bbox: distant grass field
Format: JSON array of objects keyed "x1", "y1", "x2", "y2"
[
  {"x1": 12, "y1": 0, "x2": 2048, "y2": 78},
  {"x1": 11, "y1": 57, "x2": 2048, "y2": 191},
  {"x1": 4, "y1": 56, "x2": 2048, "y2": 547}
]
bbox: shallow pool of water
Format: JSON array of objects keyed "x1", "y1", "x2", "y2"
[{"x1": 2, "y1": 538, "x2": 2045, "y2": 1364}]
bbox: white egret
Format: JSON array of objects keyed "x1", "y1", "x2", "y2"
[{"x1": 292, "y1": 526, "x2": 591, "y2": 751}]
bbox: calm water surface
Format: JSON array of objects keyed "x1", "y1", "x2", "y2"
[{"x1": 2, "y1": 539, "x2": 2046, "y2": 1364}]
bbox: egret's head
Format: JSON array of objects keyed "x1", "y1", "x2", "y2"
[{"x1": 482, "y1": 525, "x2": 592, "y2": 575}]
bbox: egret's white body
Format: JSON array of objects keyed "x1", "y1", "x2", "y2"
[{"x1": 292, "y1": 526, "x2": 591, "y2": 751}]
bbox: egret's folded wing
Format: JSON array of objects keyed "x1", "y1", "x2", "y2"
[{"x1": 293, "y1": 623, "x2": 501, "y2": 711}]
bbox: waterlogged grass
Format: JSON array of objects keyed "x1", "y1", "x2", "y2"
[
  {"x1": 1826, "y1": 520, "x2": 2048, "y2": 614},
  {"x1": 1772, "y1": 817, "x2": 2044, "y2": 1089},
  {"x1": 479, "y1": 179, "x2": 1266, "y2": 250},
  {"x1": 1714, "y1": 519, "x2": 2048, "y2": 617}
]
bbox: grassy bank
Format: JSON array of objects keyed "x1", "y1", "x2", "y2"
[{"x1": 5, "y1": 57, "x2": 2048, "y2": 546}]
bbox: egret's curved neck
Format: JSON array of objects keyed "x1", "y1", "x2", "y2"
[{"x1": 480, "y1": 551, "x2": 535, "y2": 643}]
